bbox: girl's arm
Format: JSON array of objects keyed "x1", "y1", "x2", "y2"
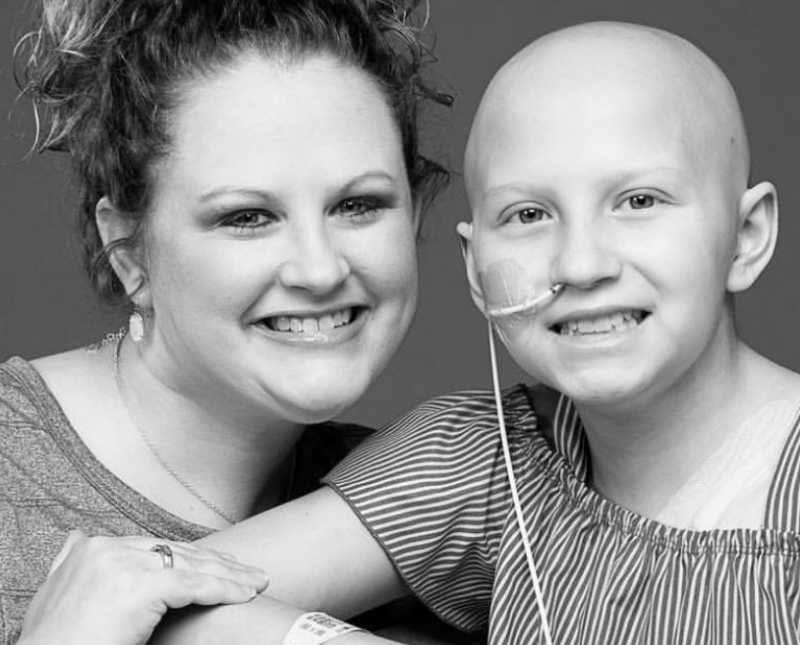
[
  {"x1": 196, "y1": 487, "x2": 404, "y2": 615},
  {"x1": 154, "y1": 599, "x2": 403, "y2": 645},
  {"x1": 151, "y1": 487, "x2": 408, "y2": 644}
]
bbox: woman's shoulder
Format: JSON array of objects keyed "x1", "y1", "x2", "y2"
[
  {"x1": 0, "y1": 349, "x2": 104, "y2": 428},
  {"x1": 0, "y1": 356, "x2": 52, "y2": 424}
]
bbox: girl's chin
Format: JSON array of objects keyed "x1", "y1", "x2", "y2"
[
  {"x1": 538, "y1": 365, "x2": 653, "y2": 407},
  {"x1": 559, "y1": 379, "x2": 656, "y2": 412}
]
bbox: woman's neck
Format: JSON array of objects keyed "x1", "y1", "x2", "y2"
[
  {"x1": 35, "y1": 338, "x2": 307, "y2": 529},
  {"x1": 118, "y1": 338, "x2": 306, "y2": 525}
]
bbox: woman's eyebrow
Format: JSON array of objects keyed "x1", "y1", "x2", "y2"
[
  {"x1": 339, "y1": 170, "x2": 398, "y2": 191},
  {"x1": 197, "y1": 186, "x2": 278, "y2": 203}
]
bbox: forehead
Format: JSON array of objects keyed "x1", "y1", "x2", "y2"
[
  {"x1": 469, "y1": 79, "x2": 710, "y2": 207},
  {"x1": 155, "y1": 52, "x2": 405, "y2": 196}
]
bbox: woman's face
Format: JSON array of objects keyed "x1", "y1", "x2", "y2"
[{"x1": 139, "y1": 52, "x2": 418, "y2": 425}]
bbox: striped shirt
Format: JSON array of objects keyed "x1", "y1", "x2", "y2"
[{"x1": 324, "y1": 385, "x2": 800, "y2": 644}]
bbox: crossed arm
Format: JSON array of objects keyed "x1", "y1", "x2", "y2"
[{"x1": 150, "y1": 487, "x2": 408, "y2": 645}]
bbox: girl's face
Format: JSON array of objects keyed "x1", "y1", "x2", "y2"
[
  {"x1": 465, "y1": 76, "x2": 743, "y2": 413},
  {"x1": 138, "y1": 52, "x2": 418, "y2": 424}
]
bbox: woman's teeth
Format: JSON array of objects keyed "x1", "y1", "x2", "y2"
[
  {"x1": 268, "y1": 308, "x2": 354, "y2": 334},
  {"x1": 557, "y1": 310, "x2": 646, "y2": 336}
]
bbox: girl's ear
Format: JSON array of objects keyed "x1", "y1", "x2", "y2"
[
  {"x1": 95, "y1": 196, "x2": 151, "y2": 308},
  {"x1": 726, "y1": 181, "x2": 778, "y2": 293},
  {"x1": 456, "y1": 221, "x2": 487, "y2": 314}
]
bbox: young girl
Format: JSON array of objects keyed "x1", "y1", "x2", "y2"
[
  {"x1": 6, "y1": 1, "x2": 453, "y2": 643},
  {"x1": 145, "y1": 22, "x2": 800, "y2": 645}
]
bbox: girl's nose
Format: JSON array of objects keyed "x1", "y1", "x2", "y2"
[{"x1": 550, "y1": 221, "x2": 622, "y2": 290}]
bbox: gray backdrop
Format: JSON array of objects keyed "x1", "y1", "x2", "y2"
[{"x1": 1, "y1": 1, "x2": 798, "y2": 428}]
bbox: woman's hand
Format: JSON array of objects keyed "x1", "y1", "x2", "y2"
[{"x1": 17, "y1": 530, "x2": 269, "y2": 645}]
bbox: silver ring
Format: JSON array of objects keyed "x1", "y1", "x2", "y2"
[{"x1": 150, "y1": 543, "x2": 174, "y2": 569}]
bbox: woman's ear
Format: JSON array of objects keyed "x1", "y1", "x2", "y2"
[
  {"x1": 95, "y1": 197, "x2": 151, "y2": 307},
  {"x1": 456, "y1": 221, "x2": 487, "y2": 314},
  {"x1": 726, "y1": 181, "x2": 778, "y2": 293}
]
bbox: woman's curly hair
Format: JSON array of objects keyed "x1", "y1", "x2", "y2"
[{"x1": 15, "y1": 0, "x2": 452, "y2": 304}]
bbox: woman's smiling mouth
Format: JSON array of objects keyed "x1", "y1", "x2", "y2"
[{"x1": 256, "y1": 306, "x2": 367, "y2": 342}]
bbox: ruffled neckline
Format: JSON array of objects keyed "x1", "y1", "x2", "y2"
[{"x1": 502, "y1": 383, "x2": 800, "y2": 556}]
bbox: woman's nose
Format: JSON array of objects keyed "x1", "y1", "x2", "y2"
[{"x1": 277, "y1": 222, "x2": 350, "y2": 294}]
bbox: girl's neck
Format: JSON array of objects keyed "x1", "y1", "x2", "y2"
[{"x1": 573, "y1": 322, "x2": 754, "y2": 519}]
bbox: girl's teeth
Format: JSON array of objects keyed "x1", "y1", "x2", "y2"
[
  {"x1": 302, "y1": 318, "x2": 319, "y2": 334},
  {"x1": 559, "y1": 311, "x2": 644, "y2": 336},
  {"x1": 319, "y1": 315, "x2": 335, "y2": 332},
  {"x1": 276, "y1": 316, "x2": 291, "y2": 331}
]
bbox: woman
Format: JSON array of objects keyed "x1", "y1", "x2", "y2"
[{"x1": 7, "y1": 1, "x2": 450, "y2": 643}]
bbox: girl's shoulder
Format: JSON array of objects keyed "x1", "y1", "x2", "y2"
[
  {"x1": 333, "y1": 384, "x2": 559, "y2": 472},
  {"x1": 396, "y1": 384, "x2": 542, "y2": 426},
  {"x1": 382, "y1": 383, "x2": 558, "y2": 443}
]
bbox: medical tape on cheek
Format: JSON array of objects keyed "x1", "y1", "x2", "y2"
[
  {"x1": 479, "y1": 259, "x2": 529, "y2": 316},
  {"x1": 478, "y1": 258, "x2": 563, "y2": 323}
]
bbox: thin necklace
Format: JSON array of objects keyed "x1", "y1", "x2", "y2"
[{"x1": 112, "y1": 332, "x2": 237, "y2": 525}]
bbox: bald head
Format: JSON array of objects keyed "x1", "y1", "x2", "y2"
[{"x1": 465, "y1": 22, "x2": 750, "y2": 209}]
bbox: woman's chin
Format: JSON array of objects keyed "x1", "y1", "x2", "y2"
[{"x1": 275, "y1": 386, "x2": 366, "y2": 426}]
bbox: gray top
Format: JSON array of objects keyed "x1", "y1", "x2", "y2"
[
  {"x1": 0, "y1": 357, "x2": 213, "y2": 642},
  {"x1": 0, "y1": 356, "x2": 367, "y2": 644}
]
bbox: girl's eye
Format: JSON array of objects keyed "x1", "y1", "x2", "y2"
[
  {"x1": 332, "y1": 196, "x2": 383, "y2": 220},
  {"x1": 626, "y1": 194, "x2": 657, "y2": 210},
  {"x1": 222, "y1": 210, "x2": 275, "y2": 232},
  {"x1": 509, "y1": 207, "x2": 550, "y2": 224}
]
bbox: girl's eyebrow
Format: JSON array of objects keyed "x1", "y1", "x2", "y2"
[
  {"x1": 482, "y1": 166, "x2": 687, "y2": 201},
  {"x1": 483, "y1": 182, "x2": 532, "y2": 200},
  {"x1": 480, "y1": 182, "x2": 538, "y2": 208},
  {"x1": 608, "y1": 166, "x2": 686, "y2": 183}
]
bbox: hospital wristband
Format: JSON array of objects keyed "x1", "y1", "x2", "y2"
[{"x1": 281, "y1": 612, "x2": 364, "y2": 645}]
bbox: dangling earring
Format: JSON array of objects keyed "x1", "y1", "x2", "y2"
[{"x1": 129, "y1": 310, "x2": 145, "y2": 343}]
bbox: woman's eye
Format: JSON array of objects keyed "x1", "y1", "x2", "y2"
[
  {"x1": 222, "y1": 210, "x2": 274, "y2": 232},
  {"x1": 626, "y1": 194, "x2": 657, "y2": 210},
  {"x1": 510, "y1": 207, "x2": 550, "y2": 224},
  {"x1": 333, "y1": 196, "x2": 383, "y2": 220}
]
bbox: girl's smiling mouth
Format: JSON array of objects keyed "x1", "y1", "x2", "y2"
[{"x1": 549, "y1": 309, "x2": 651, "y2": 336}]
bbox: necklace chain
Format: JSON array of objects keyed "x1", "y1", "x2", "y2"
[{"x1": 112, "y1": 332, "x2": 236, "y2": 525}]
